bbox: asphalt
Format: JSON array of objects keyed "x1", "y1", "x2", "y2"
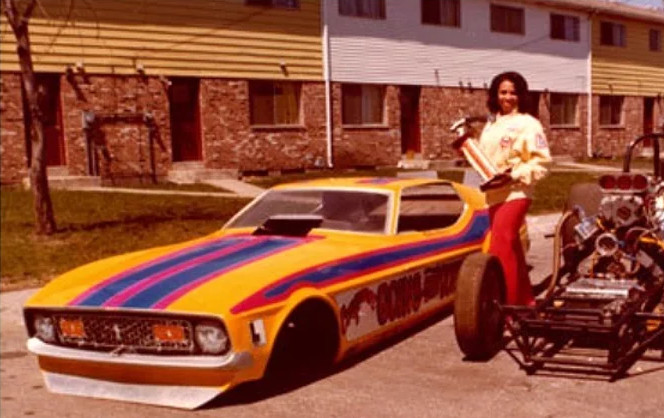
[{"x1": 4, "y1": 212, "x2": 664, "y2": 417}]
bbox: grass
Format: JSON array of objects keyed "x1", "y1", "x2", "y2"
[
  {"x1": 530, "y1": 172, "x2": 599, "y2": 214},
  {"x1": 246, "y1": 168, "x2": 465, "y2": 189},
  {"x1": 0, "y1": 169, "x2": 596, "y2": 290},
  {"x1": 573, "y1": 156, "x2": 656, "y2": 170},
  {"x1": 118, "y1": 181, "x2": 232, "y2": 193},
  {"x1": 0, "y1": 187, "x2": 249, "y2": 291}
]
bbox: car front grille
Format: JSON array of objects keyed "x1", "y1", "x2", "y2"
[{"x1": 53, "y1": 313, "x2": 195, "y2": 355}]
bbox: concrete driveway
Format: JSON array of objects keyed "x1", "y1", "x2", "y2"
[{"x1": 2, "y1": 214, "x2": 663, "y2": 417}]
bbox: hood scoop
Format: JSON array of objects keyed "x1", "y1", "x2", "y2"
[{"x1": 253, "y1": 214, "x2": 323, "y2": 237}]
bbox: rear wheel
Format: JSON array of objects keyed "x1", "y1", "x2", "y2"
[
  {"x1": 265, "y1": 300, "x2": 339, "y2": 380},
  {"x1": 454, "y1": 253, "x2": 505, "y2": 361}
]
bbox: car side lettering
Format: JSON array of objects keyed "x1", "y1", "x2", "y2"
[{"x1": 338, "y1": 262, "x2": 459, "y2": 340}]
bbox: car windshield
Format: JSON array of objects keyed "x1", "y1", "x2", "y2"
[{"x1": 227, "y1": 189, "x2": 390, "y2": 233}]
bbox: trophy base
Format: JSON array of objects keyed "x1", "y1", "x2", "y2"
[{"x1": 479, "y1": 173, "x2": 512, "y2": 192}]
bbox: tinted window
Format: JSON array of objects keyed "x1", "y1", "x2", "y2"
[{"x1": 397, "y1": 184, "x2": 464, "y2": 233}]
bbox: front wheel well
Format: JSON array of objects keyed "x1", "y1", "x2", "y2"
[{"x1": 266, "y1": 298, "x2": 340, "y2": 377}]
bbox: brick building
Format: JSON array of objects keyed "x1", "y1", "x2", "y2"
[
  {"x1": 1, "y1": 0, "x2": 326, "y2": 184},
  {"x1": 1, "y1": 0, "x2": 663, "y2": 185}
]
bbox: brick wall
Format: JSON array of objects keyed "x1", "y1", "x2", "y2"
[
  {"x1": 3, "y1": 72, "x2": 662, "y2": 184},
  {"x1": 540, "y1": 94, "x2": 588, "y2": 158},
  {"x1": 420, "y1": 86, "x2": 487, "y2": 160},
  {"x1": 592, "y1": 95, "x2": 644, "y2": 158},
  {"x1": 60, "y1": 74, "x2": 172, "y2": 183},
  {"x1": 201, "y1": 79, "x2": 327, "y2": 171},
  {"x1": 0, "y1": 73, "x2": 28, "y2": 184},
  {"x1": 331, "y1": 83, "x2": 401, "y2": 167}
]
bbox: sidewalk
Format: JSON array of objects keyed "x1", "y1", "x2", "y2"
[{"x1": 68, "y1": 178, "x2": 266, "y2": 199}]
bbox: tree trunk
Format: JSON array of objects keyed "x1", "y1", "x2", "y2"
[{"x1": 3, "y1": 0, "x2": 57, "y2": 235}]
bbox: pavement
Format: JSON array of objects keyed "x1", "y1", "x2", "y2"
[{"x1": 3, "y1": 212, "x2": 664, "y2": 417}]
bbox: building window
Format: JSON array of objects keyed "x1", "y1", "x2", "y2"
[
  {"x1": 245, "y1": 0, "x2": 299, "y2": 8},
  {"x1": 342, "y1": 84, "x2": 385, "y2": 125},
  {"x1": 422, "y1": 0, "x2": 460, "y2": 27},
  {"x1": 550, "y1": 13, "x2": 579, "y2": 41},
  {"x1": 550, "y1": 93, "x2": 578, "y2": 126},
  {"x1": 490, "y1": 4, "x2": 524, "y2": 35},
  {"x1": 339, "y1": 0, "x2": 385, "y2": 19},
  {"x1": 599, "y1": 95, "x2": 624, "y2": 126},
  {"x1": 650, "y1": 29, "x2": 662, "y2": 52},
  {"x1": 249, "y1": 81, "x2": 301, "y2": 125},
  {"x1": 600, "y1": 21, "x2": 626, "y2": 47}
]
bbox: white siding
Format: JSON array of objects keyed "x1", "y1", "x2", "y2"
[{"x1": 327, "y1": 0, "x2": 590, "y2": 92}]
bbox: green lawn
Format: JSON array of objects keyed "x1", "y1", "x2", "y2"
[
  {"x1": 573, "y1": 156, "x2": 656, "y2": 170},
  {"x1": 0, "y1": 187, "x2": 249, "y2": 290},
  {"x1": 118, "y1": 181, "x2": 232, "y2": 193},
  {"x1": 530, "y1": 172, "x2": 599, "y2": 214},
  {"x1": 246, "y1": 168, "x2": 464, "y2": 189},
  {"x1": 0, "y1": 170, "x2": 596, "y2": 290}
]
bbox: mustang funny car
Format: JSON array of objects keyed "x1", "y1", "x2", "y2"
[{"x1": 24, "y1": 176, "x2": 521, "y2": 408}]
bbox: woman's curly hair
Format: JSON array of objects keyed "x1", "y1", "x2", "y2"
[{"x1": 486, "y1": 71, "x2": 531, "y2": 115}]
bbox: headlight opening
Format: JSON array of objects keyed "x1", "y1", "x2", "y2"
[
  {"x1": 34, "y1": 315, "x2": 58, "y2": 343},
  {"x1": 194, "y1": 322, "x2": 230, "y2": 355}
]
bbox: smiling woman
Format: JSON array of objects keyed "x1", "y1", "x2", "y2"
[{"x1": 477, "y1": 71, "x2": 552, "y2": 306}]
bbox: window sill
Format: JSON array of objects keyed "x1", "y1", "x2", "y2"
[
  {"x1": 422, "y1": 22, "x2": 460, "y2": 28},
  {"x1": 251, "y1": 124, "x2": 306, "y2": 131},
  {"x1": 490, "y1": 30, "x2": 525, "y2": 36},
  {"x1": 599, "y1": 124, "x2": 625, "y2": 130},
  {"x1": 550, "y1": 124, "x2": 580, "y2": 130},
  {"x1": 551, "y1": 38, "x2": 580, "y2": 43},
  {"x1": 339, "y1": 14, "x2": 386, "y2": 20},
  {"x1": 342, "y1": 124, "x2": 390, "y2": 130}
]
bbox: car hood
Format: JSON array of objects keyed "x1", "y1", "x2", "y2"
[{"x1": 26, "y1": 211, "x2": 489, "y2": 316}]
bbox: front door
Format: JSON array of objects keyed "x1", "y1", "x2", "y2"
[
  {"x1": 169, "y1": 78, "x2": 202, "y2": 162},
  {"x1": 644, "y1": 97, "x2": 655, "y2": 135},
  {"x1": 644, "y1": 97, "x2": 655, "y2": 148},
  {"x1": 23, "y1": 74, "x2": 66, "y2": 166},
  {"x1": 399, "y1": 86, "x2": 421, "y2": 155}
]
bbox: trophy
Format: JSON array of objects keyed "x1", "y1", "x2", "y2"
[{"x1": 450, "y1": 116, "x2": 512, "y2": 192}]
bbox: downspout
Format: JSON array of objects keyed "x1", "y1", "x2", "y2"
[
  {"x1": 321, "y1": 0, "x2": 334, "y2": 168},
  {"x1": 586, "y1": 12, "x2": 595, "y2": 158}
]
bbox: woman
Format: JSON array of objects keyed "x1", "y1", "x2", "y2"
[{"x1": 479, "y1": 71, "x2": 551, "y2": 306}]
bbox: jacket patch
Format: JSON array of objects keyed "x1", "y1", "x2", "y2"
[{"x1": 536, "y1": 133, "x2": 548, "y2": 149}]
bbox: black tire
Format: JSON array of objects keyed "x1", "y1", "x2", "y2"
[
  {"x1": 454, "y1": 252, "x2": 505, "y2": 361},
  {"x1": 265, "y1": 300, "x2": 339, "y2": 380}
]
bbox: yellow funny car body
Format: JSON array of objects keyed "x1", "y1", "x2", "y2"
[{"x1": 24, "y1": 177, "x2": 504, "y2": 409}]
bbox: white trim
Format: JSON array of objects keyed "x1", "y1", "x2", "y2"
[
  {"x1": 42, "y1": 371, "x2": 222, "y2": 409},
  {"x1": 322, "y1": 1, "x2": 334, "y2": 168},
  {"x1": 27, "y1": 337, "x2": 252, "y2": 370},
  {"x1": 587, "y1": 14, "x2": 594, "y2": 158}
]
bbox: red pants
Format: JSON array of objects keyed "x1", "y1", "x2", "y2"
[{"x1": 488, "y1": 198, "x2": 533, "y2": 306}]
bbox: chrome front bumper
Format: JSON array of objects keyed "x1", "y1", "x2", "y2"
[
  {"x1": 27, "y1": 337, "x2": 253, "y2": 369},
  {"x1": 28, "y1": 337, "x2": 255, "y2": 409}
]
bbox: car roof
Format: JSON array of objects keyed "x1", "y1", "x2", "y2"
[{"x1": 272, "y1": 177, "x2": 450, "y2": 192}]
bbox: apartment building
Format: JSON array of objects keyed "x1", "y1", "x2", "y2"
[
  {"x1": 1, "y1": 0, "x2": 324, "y2": 184},
  {"x1": 1, "y1": 0, "x2": 662, "y2": 184}
]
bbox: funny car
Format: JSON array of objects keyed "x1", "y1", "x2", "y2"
[{"x1": 24, "y1": 176, "x2": 508, "y2": 409}]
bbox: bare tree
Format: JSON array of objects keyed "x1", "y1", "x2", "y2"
[{"x1": 3, "y1": 0, "x2": 56, "y2": 235}]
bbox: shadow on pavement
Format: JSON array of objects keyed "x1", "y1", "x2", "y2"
[{"x1": 203, "y1": 308, "x2": 453, "y2": 409}]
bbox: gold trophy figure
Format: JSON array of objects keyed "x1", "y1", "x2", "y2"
[{"x1": 450, "y1": 116, "x2": 512, "y2": 191}]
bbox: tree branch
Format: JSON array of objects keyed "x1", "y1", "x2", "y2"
[{"x1": 22, "y1": 0, "x2": 37, "y2": 20}]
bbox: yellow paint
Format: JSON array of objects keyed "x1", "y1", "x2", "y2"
[
  {"x1": 0, "y1": 0, "x2": 322, "y2": 80},
  {"x1": 592, "y1": 16, "x2": 664, "y2": 96},
  {"x1": 25, "y1": 177, "x2": 494, "y2": 402}
]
